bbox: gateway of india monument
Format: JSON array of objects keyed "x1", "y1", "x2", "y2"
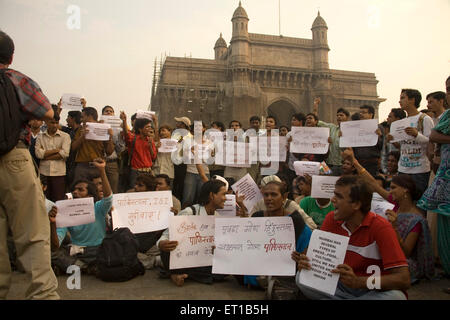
[{"x1": 151, "y1": 1, "x2": 385, "y2": 127}]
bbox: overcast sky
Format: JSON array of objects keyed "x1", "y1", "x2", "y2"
[{"x1": 1, "y1": 0, "x2": 449, "y2": 126}]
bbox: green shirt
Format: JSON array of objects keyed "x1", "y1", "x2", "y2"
[
  {"x1": 300, "y1": 196, "x2": 335, "y2": 228},
  {"x1": 318, "y1": 120, "x2": 343, "y2": 166}
]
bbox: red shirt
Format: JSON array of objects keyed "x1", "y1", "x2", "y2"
[
  {"x1": 321, "y1": 211, "x2": 408, "y2": 277},
  {"x1": 126, "y1": 132, "x2": 157, "y2": 169}
]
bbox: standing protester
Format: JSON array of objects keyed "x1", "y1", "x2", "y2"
[
  {"x1": 388, "y1": 89, "x2": 434, "y2": 196},
  {"x1": 313, "y1": 97, "x2": 350, "y2": 176},
  {"x1": 171, "y1": 116, "x2": 191, "y2": 201},
  {"x1": 101, "y1": 106, "x2": 125, "y2": 194},
  {"x1": 35, "y1": 108, "x2": 71, "y2": 202},
  {"x1": 120, "y1": 111, "x2": 158, "y2": 189},
  {"x1": 351, "y1": 105, "x2": 383, "y2": 176},
  {"x1": 28, "y1": 118, "x2": 43, "y2": 166},
  {"x1": 0, "y1": 30, "x2": 59, "y2": 299},
  {"x1": 417, "y1": 77, "x2": 450, "y2": 291},
  {"x1": 71, "y1": 107, "x2": 115, "y2": 180}
]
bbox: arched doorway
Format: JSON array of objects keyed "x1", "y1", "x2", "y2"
[{"x1": 267, "y1": 99, "x2": 297, "y2": 128}]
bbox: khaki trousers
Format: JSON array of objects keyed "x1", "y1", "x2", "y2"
[{"x1": 0, "y1": 147, "x2": 59, "y2": 299}]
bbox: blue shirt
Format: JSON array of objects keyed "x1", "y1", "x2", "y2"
[{"x1": 56, "y1": 195, "x2": 113, "y2": 247}]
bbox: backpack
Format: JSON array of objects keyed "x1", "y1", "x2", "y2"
[
  {"x1": 96, "y1": 227, "x2": 145, "y2": 282},
  {"x1": 0, "y1": 69, "x2": 23, "y2": 156}
]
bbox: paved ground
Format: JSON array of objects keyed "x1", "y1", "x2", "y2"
[{"x1": 6, "y1": 267, "x2": 450, "y2": 300}]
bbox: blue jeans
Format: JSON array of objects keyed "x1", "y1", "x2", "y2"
[
  {"x1": 297, "y1": 281, "x2": 406, "y2": 300},
  {"x1": 182, "y1": 172, "x2": 209, "y2": 207}
]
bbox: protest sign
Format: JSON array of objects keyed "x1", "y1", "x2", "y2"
[
  {"x1": 293, "y1": 161, "x2": 320, "y2": 176},
  {"x1": 289, "y1": 127, "x2": 330, "y2": 154},
  {"x1": 389, "y1": 118, "x2": 414, "y2": 143},
  {"x1": 112, "y1": 191, "x2": 173, "y2": 234},
  {"x1": 216, "y1": 195, "x2": 237, "y2": 217},
  {"x1": 136, "y1": 110, "x2": 156, "y2": 120},
  {"x1": 169, "y1": 215, "x2": 215, "y2": 269},
  {"x1": 371, "y1": 192, "x2": 395, "y2": 220},
  {"x1": 213, "y1": 217, "x2": 296, "y2": 276},
  {"x1": 299, "y1": 229, "x2": 349, "y2": 296},
  {"x1": 231, "y1": 174, "x2": 263, "y2": 212},
  {"x1": 61, "y1": 93, "x2": 82, "y2": 110},
  {"x1": 310, "y1": 176, "x2": 339, "y2": 199},
  {"x1": 339, "y1": 119, "x2": 379, "y2": 147},
  {"x1": 158, "y1": 139, "x2": 178, "y2": 153},
  {"x1": 85, "y1": 122, "x2": 111, "y2": 141},
  {"x1": 55, "y1": 197, "x2": 95, "y2": 228}
]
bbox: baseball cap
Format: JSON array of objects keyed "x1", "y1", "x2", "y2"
[{"x1": 174, "y1": 116, "x2": 191, "y2": 128}]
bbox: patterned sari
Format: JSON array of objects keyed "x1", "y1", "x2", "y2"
[{"x1": 396, "y1": 213, "x2": 435, "y2": 282}]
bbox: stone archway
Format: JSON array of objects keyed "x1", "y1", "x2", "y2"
[{"x1": 267, "y1": 99, "x2": 297, "y2": 128}]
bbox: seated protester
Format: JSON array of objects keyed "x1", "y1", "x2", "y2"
[
  {"x1": 380, "y1": 151, "x2": 400, "y2": 189},
  {"x1": 153, "y1": 125, "x2": 175, "y2": 184},
  {"x1": 120, "y1": 111, "x2": 158, "y2": 189},
  {"x1": 345, "y1": 148, "x2": 434, "y2": 284},
  {"x1": 385, "y1": 175, "x2": 435, "y2": 283},
  {"x1": 250, "y1": 175, "x2": 317, "y2": 230},
  {"x1": 299, "y1": 195, "x2": 335, "y2": 229},
  {"x1": 293, "y1": 175, "x2": 312, "y2": 204},
  {"x1": 293, "y1": 176, "x2": 411, "y2": 300},
  {"x1": 51, "y1": 158, "x2": 113, "y2": 275},
  {"x1": 344, "y1": 149, "x2": 435, "y2": 281},
  {"x1": 156, "y1": 180, "x2": 228, "y2": 287},
  {"x1": 241, "y1": 181, "x2": 312, "y2": 292},
  {"x1": 341, "y1": 157, "x2": 357, "y2": 176},
  {"x1": 155, "y1": 174, "x2": 182, "y2": 215}
]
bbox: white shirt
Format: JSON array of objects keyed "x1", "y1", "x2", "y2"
[
  {"x1": 398, "y1": 113, "x2": 433, "y2": 174},
  {"x1": 35, "y1": 130, "x2": 71, "y2": 176}
]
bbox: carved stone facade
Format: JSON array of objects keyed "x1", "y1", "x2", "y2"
[{"x1": 151, "y1": 2, "x2": 384, "y2": 128}]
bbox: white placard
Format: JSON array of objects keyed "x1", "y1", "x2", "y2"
[
  {"x1": 293, "y1": 161, "x2": 321, "y2": 176},
  {"x1": 310, "y1": 176, "x2": 339, "y2": 199},
  {"x1": 169, "y1": 215, "x2": 215, "y2": 269},
  {"x1": 339, "y1": 119, "x2": 379, "y2": 147},
  {"x1": 389, "y1": 118, "x2": 414, "y2": 143},
  {"x1": 158, "y1": 138, "x2": 178, "y2": 153},
  {"x1": 299, "y1": 229, "x2": 349, "y2": 296},
  {"x1": 85, "y1": 122, "x2": 111, "y2": 141},
  {"x1": 99, "y1": 115, "x2": 122, "y2": 128},
  {"x1": 289, "y1": 127, "x2": 330, "y2": 154},
  {"x1": 55, "y1": 197, "x2": 95, "y2": 228},
  {"x1": 278, "y1": 136, "x2": 288, "y2": 162},
  {"x1": 231, "y1": 174, "x2": 263, "y2": 212},
  {"x1": 216, "y1": 195, "x2": 236, "y2": 217},
  {"x1": 370, "y1": 192, "x2": 395, "y2": 220},
  {"x1": 136, "y1": 109, "x2": 156, "y2": 120},
  {"x1": 61, "y1": 93, "x2": 82, "y2": 110},
  {"x1": 112, "y1": 191, "x2": 173, "y2": 234},
  {"x1": 213, "y1": 217, "x2": 296, "y2": 276}
]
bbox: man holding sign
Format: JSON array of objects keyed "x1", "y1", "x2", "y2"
[
  {"x1": 293, "y1": 176, "x2": 410, "y2": 299},
  {"x1": 51, "y1": 158, "x2": 113, "y2": 275},
  {"x1": 72, "y1": 107, "x2": 114, "y2": 180}
]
